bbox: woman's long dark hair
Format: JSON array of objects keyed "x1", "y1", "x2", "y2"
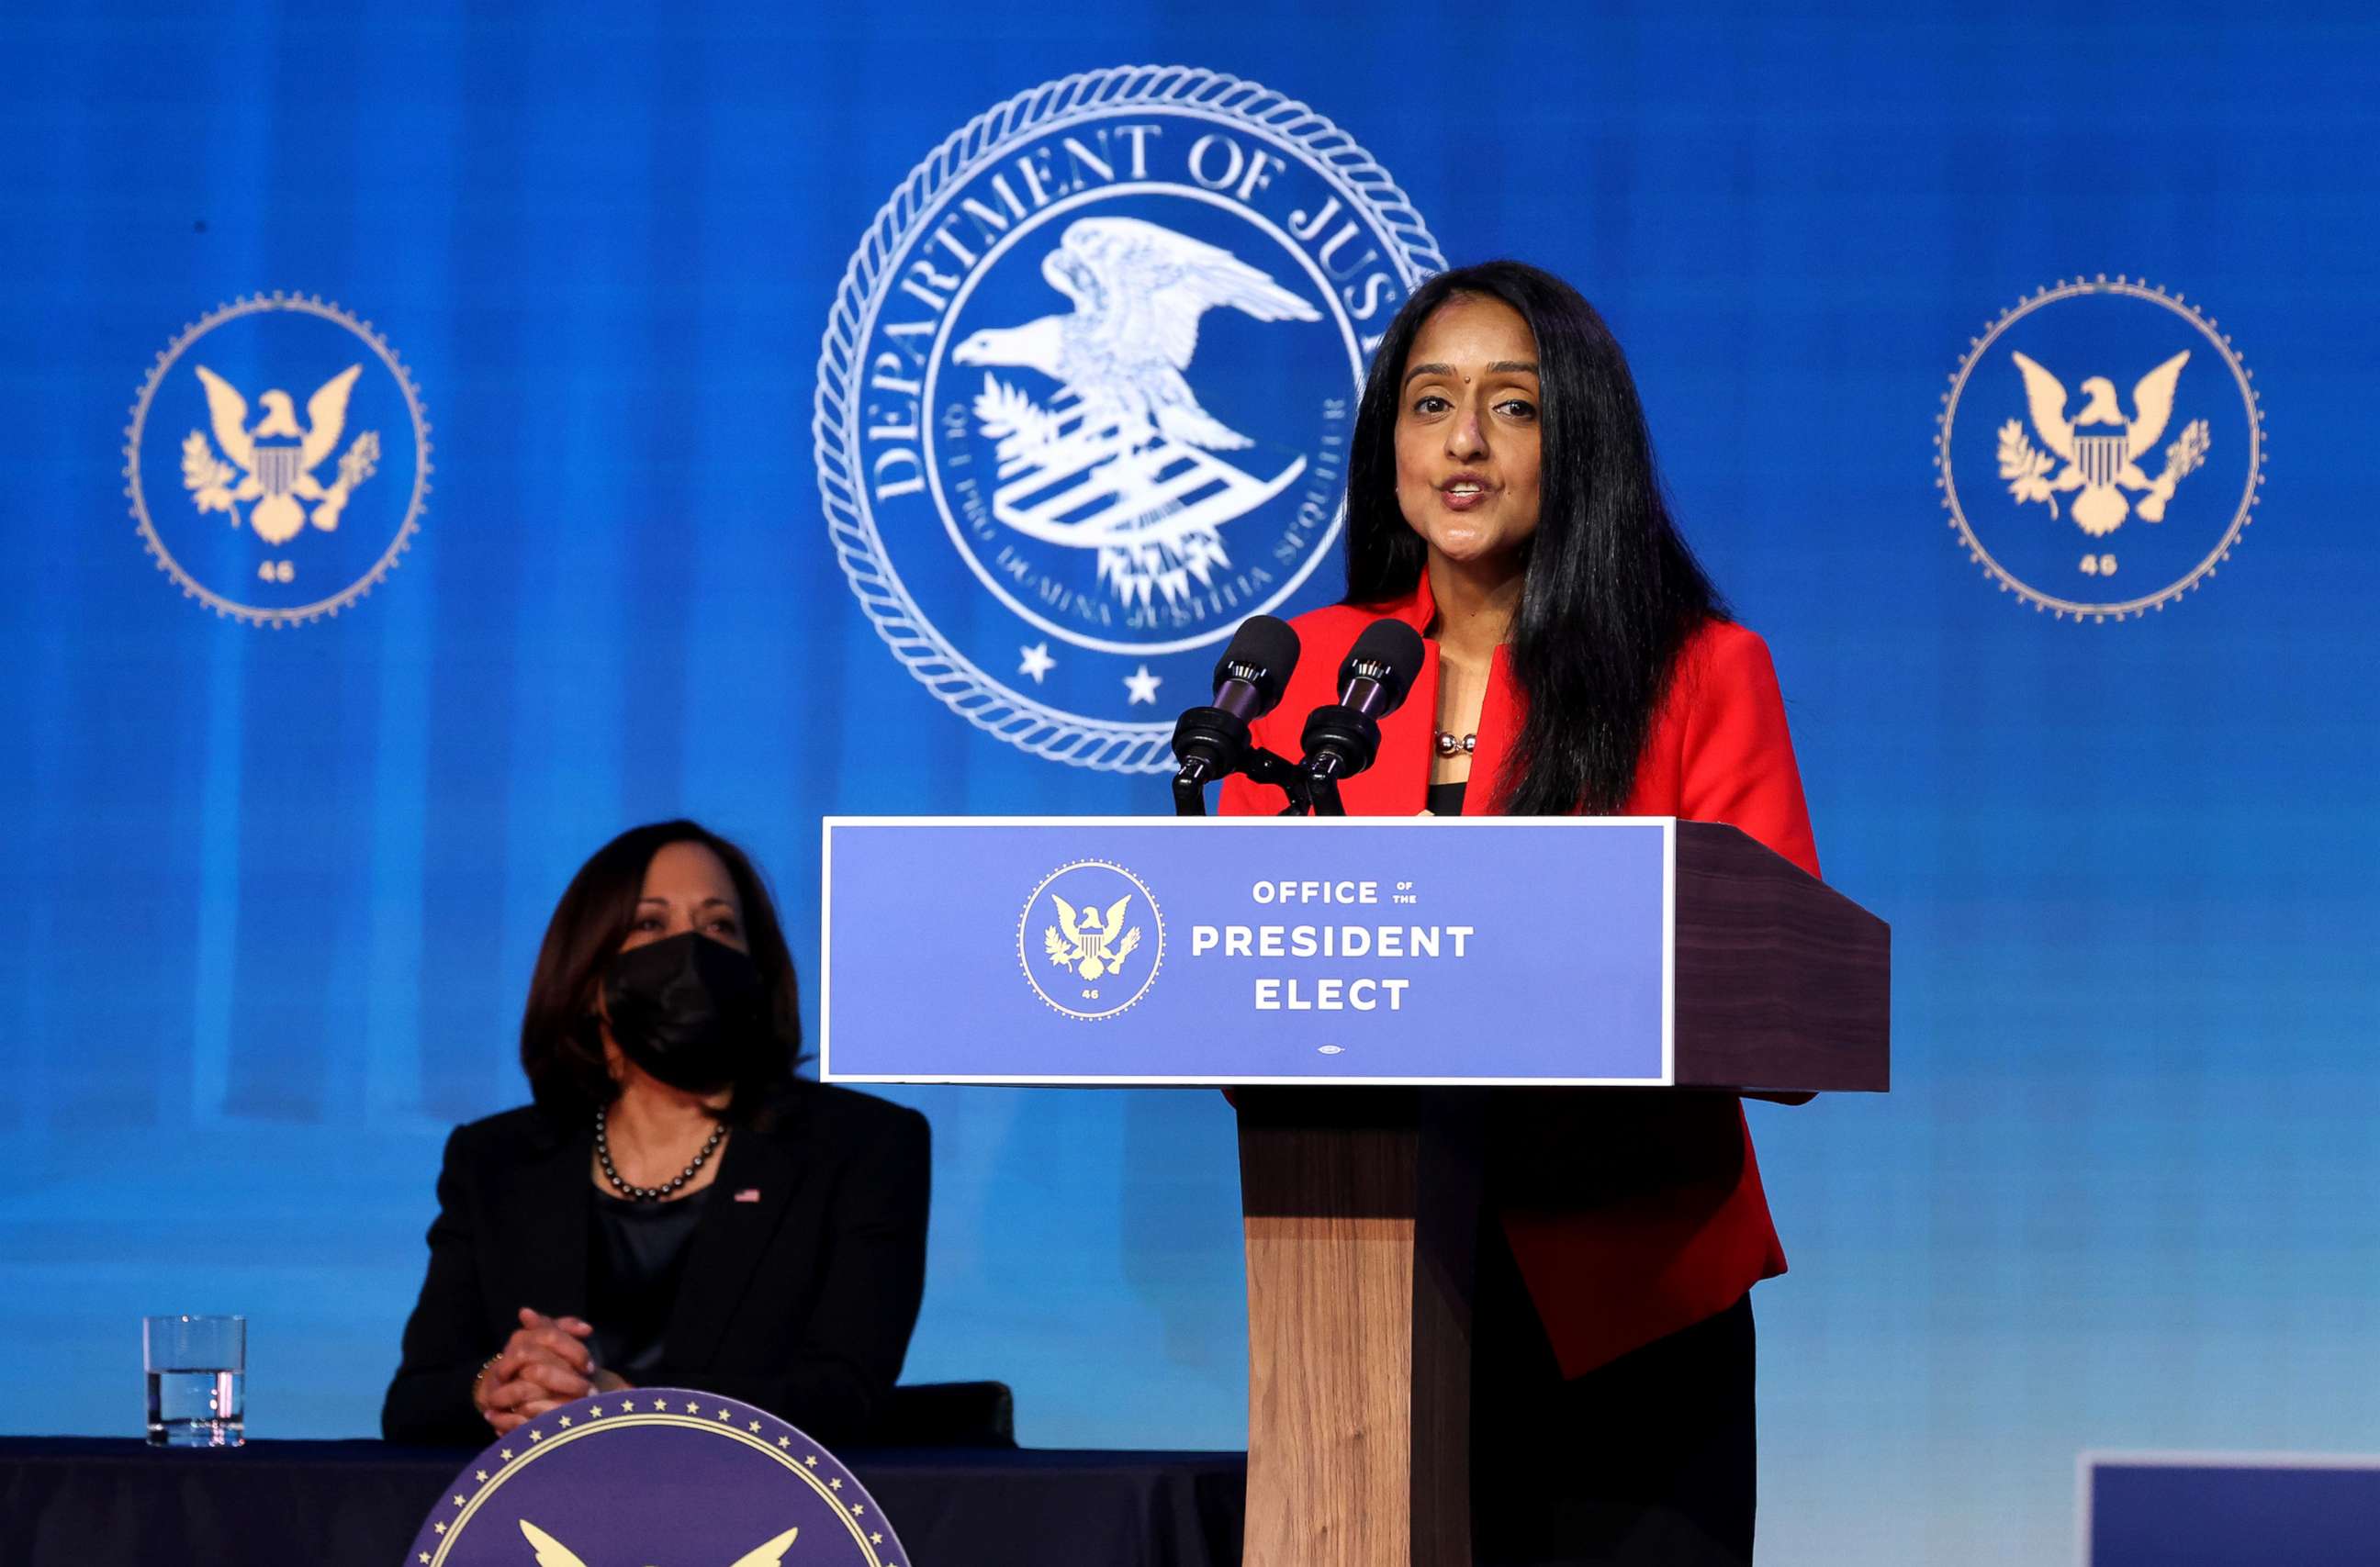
[
  {"x1": 1343, "y1": 262, "x2": 1724, "y2": 814},
  {"x1": 518, "y1": 820, "x2": 803, "y2": 1125}
]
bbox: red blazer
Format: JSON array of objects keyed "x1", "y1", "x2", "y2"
[{"x1": 1219, "y1": 572, "x2": 1820, "y2": 1376}]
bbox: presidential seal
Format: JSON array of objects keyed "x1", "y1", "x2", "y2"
[
  {"x1": 400, "y1": 1389, "x2": 907, "y2": 1567},
  {"x1": 1937, "y1": 277, "x2": 2262, "y2": 621},
  {"x1": 818, "y1": 65, "x2": 1443, "y2": 769},
  {"x1": 126, "y1": 293, "x2": 429, "y2": 627},
  {"x1": 1018, "y1": 859, "x2": 1164, "y2": 1020}
]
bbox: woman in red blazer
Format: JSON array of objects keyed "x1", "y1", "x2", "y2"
[{"x1": 1219, "y1": 263, "x2": 1818, "y2": 1565}]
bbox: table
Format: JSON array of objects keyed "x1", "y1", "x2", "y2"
[{"x1": 0, "y1": 1438, "x2": 1247, "y2": 1567}]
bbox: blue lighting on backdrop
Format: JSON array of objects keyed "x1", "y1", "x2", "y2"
[{"x1": 3, "y1": 5, "x2": 2376, "y2": 1563}]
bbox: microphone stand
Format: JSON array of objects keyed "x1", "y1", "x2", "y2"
[
  {"x1": 1294, "y1": 702, "x2": 1380, "y2": 818},
  {"x1": 1172, "y1": 745, "x2": 1312, "y2": 817},
  {"x1": 1172, "y1": 768, "x2": 1208, "y2": 818},
  {"x1": 1248, "y1": 748, "x2": 1317, "y2": 817},
  {"x1": 1301, "y1": 769, "x2": 1346, "y2": 817}
]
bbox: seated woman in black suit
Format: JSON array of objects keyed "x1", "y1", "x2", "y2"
[{"x1": 381, "y1": 820, "x2": 929, "y2": 1446}]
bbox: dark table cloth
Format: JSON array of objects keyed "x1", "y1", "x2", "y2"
[{"x1": 0, "y1": 1437, "x2": 1247, "y2": 1567}]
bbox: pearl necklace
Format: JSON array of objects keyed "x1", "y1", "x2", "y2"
[
  {"x1": 1433, "y1": 731, "x2": 1476, "y2": 757},
  {"x1": 595, "y1": 1106, "x2": 724, "y2": 1203}
]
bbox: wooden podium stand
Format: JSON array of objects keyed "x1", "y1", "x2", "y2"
[
  {"x1": 1233, "y1": 823, "x2": 1890, "y2": 1567},
  {"x1": 821, "y1": 814, "x2": 1889, "y2": 1567}
]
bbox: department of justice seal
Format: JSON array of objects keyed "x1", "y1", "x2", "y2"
[
  {"x1": 1018, "y1": 859, "x2": 1164, "y2": 1020},
  {"x1": 1936, "y1": 277, "x2": 2262, "y2": 621},
  {"x1": 818, "y1": 65, "x2": 1443, "y2": 769}
]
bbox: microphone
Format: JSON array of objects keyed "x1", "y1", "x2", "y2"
[
  {"x1": 1296, "y1": 619, "x2": 1427, "y2": 797},
  {"x1": 1170, "y1": 614, "x2": 1302, "y2": 789}
]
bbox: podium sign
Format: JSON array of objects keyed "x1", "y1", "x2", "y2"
[
  {"x1": 825, "y1": 813, "x2": 1886, "y2": 1567},
  {"x1": 823, "y1": 815, "x2": 1677, "y2": 1086}
]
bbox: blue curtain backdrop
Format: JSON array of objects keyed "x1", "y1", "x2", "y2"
[{"x1": 4, "y1": 5, "x2": 2375, "y2": 1563}]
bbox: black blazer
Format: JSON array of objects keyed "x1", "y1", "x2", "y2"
[{"x1": 381, "y1": 1080, "x2": 929, "y2": 1448}]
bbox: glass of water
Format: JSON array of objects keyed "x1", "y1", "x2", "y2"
[{"x1": 143, "y1": 1315, "x2": 244, "y2": 1448}]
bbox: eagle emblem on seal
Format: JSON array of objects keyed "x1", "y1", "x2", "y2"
[
  {"x1": 519, "y1": 1518, "x2": 801, "y2": 1567},
  {"x1": 1040, "y1": 892, "x2": 1144, "y2": 982},
  {"x1": 1997, "y1": 351, "x2": 2210, "y2": 541},
  {"x1": 952, "y1": 217, "x2": 1321, "y2": 612},
  {"x1": 181, "y1": 364, "x2": 381, "y2": 546}
]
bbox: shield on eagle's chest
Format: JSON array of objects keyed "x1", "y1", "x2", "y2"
[
  {"x1": 2074, "y1": 433, "x2": 2127, "y2": 487},
  {"x1": 253, "y1": 443, "x2": 304, "y2": 497}
]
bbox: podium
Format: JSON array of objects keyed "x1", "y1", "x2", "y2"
[{"x1": 823, "y1": 816, "x2": 1889, "y2": 1567}]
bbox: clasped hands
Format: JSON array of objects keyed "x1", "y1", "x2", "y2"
[{"x1": 473, "y1": 1307, "x2": 633, "y2": 1433}]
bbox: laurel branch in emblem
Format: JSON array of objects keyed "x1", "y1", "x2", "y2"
[
  {"x1": 816, "y1": 64, "x2": 1443, "y2": 771},
  {"x1": 1936, "y1": 277, "x2": 2262, "y2": 622},
  {"x1": 126, "y1": 292, "x2": 429, "y2": 627}
]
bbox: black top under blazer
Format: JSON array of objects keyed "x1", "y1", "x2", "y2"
[{"x1": 381, "y1": 1080, "x2": 930, "y2": 1448}]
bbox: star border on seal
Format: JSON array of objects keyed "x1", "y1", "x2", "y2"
[
  {"x1": 124, "y1": 290, "x2": 432, "y2": 629},
  {"x1": 814, "y1": 62, "x2": 1445, "y2": 770},
  {"x1": 1016, "y1": 857, "x2": 1167, "y2": 1022},
  {"x1": 1934, "y1": 275, "x2": 2265, "y2": 623},
  {"x1": 404, "y1": 1391, "x2": 905, "y2": 1567}
]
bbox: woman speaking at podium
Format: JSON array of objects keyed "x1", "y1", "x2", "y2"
[
  {"x1": 1221, "y1": 263, "x2": 1818, "y2": 1564},
  {"x1": 380, "y1": 821, "x2": 930, "y2": 1447}
]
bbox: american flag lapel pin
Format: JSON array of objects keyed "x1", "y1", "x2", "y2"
[{"x1": 733, "y1": 1188, "x2": 761, "y2": 1203}]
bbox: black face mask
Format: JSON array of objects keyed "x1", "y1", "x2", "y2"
[{"x1": 601, "y1": 932, "x2": 767, "y2": 1093}]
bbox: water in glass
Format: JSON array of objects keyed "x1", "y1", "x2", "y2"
[{"x1": 147, "y1": 1367, "x2": 244, "y2": 1446}]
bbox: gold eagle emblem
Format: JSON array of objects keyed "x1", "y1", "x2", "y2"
[
  {"x1": 1997, "y1": 351, "x2": 2210, "y2": 542},
  {"x1": 519, "y1": 1518, "x2": 801, "y2": 1567},
  {"x1": 181, "y1": 364, "x2": 379, "y2": 546},
  {"x1": 1040, "y1": 892, "x2": 1142, "y2": 982}
]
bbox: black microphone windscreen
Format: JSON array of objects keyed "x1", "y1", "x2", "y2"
[
  {"x1": 1212, "y1": 614, "x2": 1301, "y2": 715},
  {"x1": 1339, "y1": 619, "x2": 1426, "y2": 712}
]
